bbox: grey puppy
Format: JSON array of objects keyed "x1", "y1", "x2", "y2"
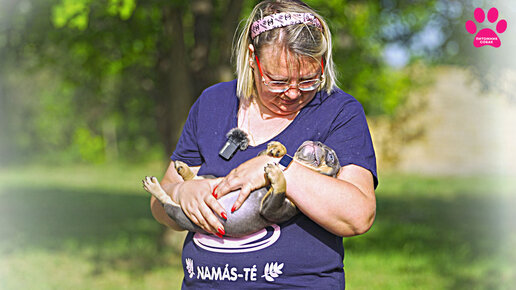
[{"x1": 143, "y1": 141, "x2": 340, "y2": 237}]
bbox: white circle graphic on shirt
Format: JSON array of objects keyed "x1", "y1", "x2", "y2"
[{"x1": 193, "y1": 224, "x2": 281, "y2": 253}]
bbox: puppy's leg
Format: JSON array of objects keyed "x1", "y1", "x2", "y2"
[
  {"x1": 143, "y1": 176, "x2": 207, "y2": 233},
  {"x1": 174, "y1": 160, "x2": 196, "y2": 181},
  {"x1": 143, "y1": 176, "x2": 178, "y2": 206},
  {"x1": 259, "y1": 164, "x2": 298, "y2": 223}
]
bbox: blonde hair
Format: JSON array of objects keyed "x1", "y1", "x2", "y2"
[{"x1": 234, "y1": 0, "x2": 337, "y2": 100}]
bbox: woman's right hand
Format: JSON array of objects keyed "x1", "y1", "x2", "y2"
[{"x1": 176, "y1": 178, "x2": 226, "y2": 236}]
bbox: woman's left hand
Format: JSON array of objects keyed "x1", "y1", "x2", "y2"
[{"x1": 214, "y1": 154, "x2": 276, "y2": 212}]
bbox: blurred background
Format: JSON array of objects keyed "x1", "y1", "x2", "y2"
[{"x1": 0, "y1": 0, "x2": 514, "y2": 289}]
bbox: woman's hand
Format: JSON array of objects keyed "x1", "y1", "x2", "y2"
[
  {"x1": 214, "y1": 155, "x2": 276, "y2": 212},
  {"x1": 176, "y1": 178, "x2": 226, "y2": 236}
]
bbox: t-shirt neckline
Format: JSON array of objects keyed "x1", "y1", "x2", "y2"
[{"x1": 232, "y1": 96, "x2": 308, "y2": 148}]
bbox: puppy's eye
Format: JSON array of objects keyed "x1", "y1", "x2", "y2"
[{"x1": 326, "y1": 152, "x2": 335, "y2": 164}]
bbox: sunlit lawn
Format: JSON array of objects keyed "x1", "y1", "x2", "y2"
[
  {"x1": 0, "y1": 163, "x2": 514, "y2": 289},
  {"x1": 345, "y1": 175, "x2": 516, "y2": 289}
]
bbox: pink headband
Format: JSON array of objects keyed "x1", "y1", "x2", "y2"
[{"x1": 250, "y1": 12, "x2": 322, "y2": 39}]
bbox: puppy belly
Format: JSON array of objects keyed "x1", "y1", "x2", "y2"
[
  {"x1": 164, "y1": 188, "x2": 276, "y2": 237},
  {"x1": 218, "y1": 188, "x2": 272, "y2": 237}
]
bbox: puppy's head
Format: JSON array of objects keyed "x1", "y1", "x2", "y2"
[{"x1": 293, "y1": 141, "x2": 340, "y2": 177}]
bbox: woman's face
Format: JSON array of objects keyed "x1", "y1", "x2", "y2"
[{"x1": 252, "y1": 45, "x2": 322, "y2": 117}]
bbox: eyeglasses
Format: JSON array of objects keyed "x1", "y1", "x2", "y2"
[{"x1": 255, "y1": 55, "x2": 324, "y2": 93}]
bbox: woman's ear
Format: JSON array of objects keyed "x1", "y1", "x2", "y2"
[
  {"x1": 248, "y1": 44, "x2": 255, "y2": 68},
  {"x1": 248, "y1": 44, "x2": 255, "y2": 57}
]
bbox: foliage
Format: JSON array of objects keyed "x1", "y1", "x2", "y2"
[
  {"x1": 0, "y1": 0, "x2": 489, "y2": 165},
  {"x1": 0, "y1": 0, "x2": 163, "y2": 164}
]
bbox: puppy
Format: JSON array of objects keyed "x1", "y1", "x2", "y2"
[{"x1": 143, "y1": 141, "x2": 340, "y2": 237}]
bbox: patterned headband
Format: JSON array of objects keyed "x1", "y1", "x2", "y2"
[{"x1": 250, "y1": 12, "x2": 322, "y2": 40}]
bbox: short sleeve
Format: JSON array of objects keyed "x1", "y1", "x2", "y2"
[
  {"x1": 324, "y1": 101, "x2": 378, "y2": 189},
  {"x1": 170, "y1": 99, "x2": 203, "y2": 166}
]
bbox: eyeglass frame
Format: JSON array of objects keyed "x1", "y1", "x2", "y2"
[{"x1": 254, "y1": 54, "x2": 325, "y2": 93}]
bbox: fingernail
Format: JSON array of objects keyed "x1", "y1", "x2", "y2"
[
  {"x1": 221, "y1": 212, "x2": 227, "y2": 220},
  {"x1": 212, "y1": 185, "x2": 218, "y2": 198},
  {"x1": 216, "y1": 233, "x2": 223, "y2": 238},
  {"x1": 218, "y1": 227, "x2": 225, "y2": 236},
  {"x1": 231, "y1": 205, "x2": 237, "y2": 213}
]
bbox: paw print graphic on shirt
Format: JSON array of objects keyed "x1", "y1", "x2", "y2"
[{"x1": 465, "y1": 8, "x2": 507, "y2": 48}]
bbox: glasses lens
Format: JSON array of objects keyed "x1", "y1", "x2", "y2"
[
  {"x1": 267, "y1": 81, "x2": 289, "y2": 92},
  {"x1": 264, "y1": 79, "x2": 322, "y2": 93},
  {"x1": 298, "y1": 79, "x2": 321, "y2": 91}
]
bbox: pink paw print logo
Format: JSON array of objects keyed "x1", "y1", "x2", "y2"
[{"x1": 465, "y1": 8, "x2": 507, "y2": 48}]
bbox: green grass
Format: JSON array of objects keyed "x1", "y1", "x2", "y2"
[
  {"x1": 0, "y1": 165, "x2": 515, "y2": 289},
  {"x1": 345, "y1": 174, "x2": 516, "y2": 289},
  {"x1": 0, "y1": 162, "x2": 185, "y2": 289}
]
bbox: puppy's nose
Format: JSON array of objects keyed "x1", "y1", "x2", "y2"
[{"x1": 300, "y1": 143, "x2": 315, "y2": 155}]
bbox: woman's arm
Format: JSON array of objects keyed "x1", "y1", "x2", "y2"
[
  {"x1": 150, "y1": 161, "x2": 226, "y2": 235},
  {"x1": 214, "y1": 156, "x2": 376, "y2": 237},
  {"x1": 283, "y1": 161, "x2": 376, "y2": 237}
]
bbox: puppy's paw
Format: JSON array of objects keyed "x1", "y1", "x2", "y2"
[
  {"x1": 264, "y1": 163, "x2": 282, "y2": 183},
  {"x1": 174, "y1": 160, "x2": 197, "y2": 181},
  {"x1": 266, "y1": 141, "x2": 287, "y2": 157},
  {"x1": 142, "y1": 176, "x2": 176, "y2": 205},
  {"x1": 142, "y1": 176, "x2": 161, "y2": 194},
  {"x1": 174, "y1": 161, "x2": 188, "y2": 175}
]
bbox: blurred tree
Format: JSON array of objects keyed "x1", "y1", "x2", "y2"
[
  {"x1": 0, "y1": 0, "x2": 495, "y2": 164},
  {"x1": 0, "y1": 0, "x2": 250, "y2": 163}
]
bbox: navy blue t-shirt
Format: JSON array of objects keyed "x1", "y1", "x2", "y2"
[{"x1": 171, "y1": 80, "x2": 377, "y2": 289}]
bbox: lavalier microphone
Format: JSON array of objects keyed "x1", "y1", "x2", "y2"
[{"x1": 219, "y1": 128, "x2": 249, "y2": 160}]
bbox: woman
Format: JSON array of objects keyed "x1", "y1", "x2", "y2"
[{"x1": 150, "y1": 0, "x2": 378, "y2": 288}]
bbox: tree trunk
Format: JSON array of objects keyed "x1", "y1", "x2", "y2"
[
  {"x1": 216, "y1": 0, "x2": 245, "y2": 82},
  {"x1": 191, "y1": 0, "x2": 214, "y2": 97},
  {"x1": 154, "y1": 5, "x2": 193, "y2": 157},
  {"x1": 153, "y1": 4, "x2": 194, "y2": 251}
]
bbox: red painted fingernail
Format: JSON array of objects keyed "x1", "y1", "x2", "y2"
[
  {"x1": 218, "y1": 227, "x2": 225, "y2": 236},
  {"x1": 216, "y1": 233, "x2": 223, "y2": 238},
  {"x1": 231, "y1": 205, "x2": 236, "y2": 213},
  {"x1": 212, "y1": 185, "x2": 218, "y2": 198},
  {"x1": 221, "y1": 212, "x2": 227, "y2": 220}
]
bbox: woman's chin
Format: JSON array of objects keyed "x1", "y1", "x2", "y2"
[{"x1": 276, "y1": 105, "x2": 302, "y2": 116}]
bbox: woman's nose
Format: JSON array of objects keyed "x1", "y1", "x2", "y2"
[{"x1": 284, "y1": 85, "x2": 301, "y2": 99}]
